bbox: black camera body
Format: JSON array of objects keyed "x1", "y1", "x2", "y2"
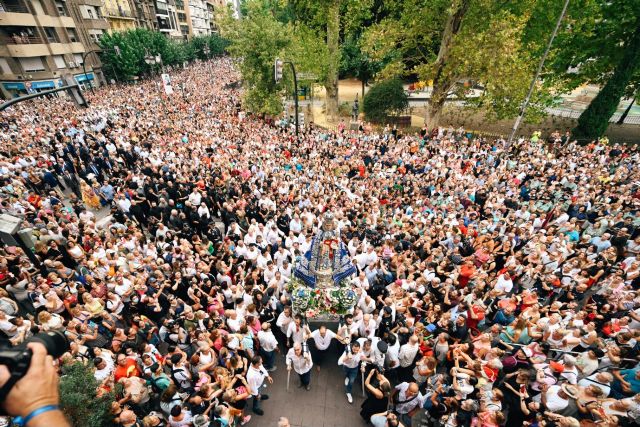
[{"x1": 0, "y1": 330, "x2": 69, "y2": 404}]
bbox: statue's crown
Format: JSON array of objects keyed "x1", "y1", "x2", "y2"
[{"x1": 322, "y1": 213, "x2": 336, "y2": 231}]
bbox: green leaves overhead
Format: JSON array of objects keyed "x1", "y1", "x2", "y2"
[{"x1": 219, "y1": 1, "x2": 329, "y2": 115}]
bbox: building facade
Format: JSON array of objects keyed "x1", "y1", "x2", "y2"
[
  {"x1": 130, "y1": 0, "x2": 157, "y2": 31},
  {"x1": 187, "y1": 0, "x2": 209, "y2": 37},
  {"x1": 101, "y1": 0, "x2": 135, "y2": 32},
  {"x1": 0, "y1": 0, "x2": 104, "y2": 99}
]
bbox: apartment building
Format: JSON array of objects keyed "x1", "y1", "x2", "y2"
[
  {"x1": 155, "y1": 0, "x2": 180, "y2": 39},
  {"x1": 101, "y1": 0, "x2": 135, "y2": 32},
  {"x1": 0, "y1": 0, "x2": 106, "y2": 99},
  {"x1": 130, "y1": 0, "x2": 157, "y2": 31},
  {"x1": 187, "y1": 0, "x2": 208, "y2": 36}
]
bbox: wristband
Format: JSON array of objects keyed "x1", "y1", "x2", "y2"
[{"x1": 13, "y1": 405, "x2": 60, "y2": 427}]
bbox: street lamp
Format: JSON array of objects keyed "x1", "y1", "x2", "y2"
[
  {"x1": 144, "y1": 51, "x2": 162, "y2": 76},
  {"x1": 203, "y1": 45, "x2": 210, "y2": 60}
]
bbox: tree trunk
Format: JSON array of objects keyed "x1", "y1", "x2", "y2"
[
  {"x1": 426, "y1": 0, "x2": 471, "y2": 130},
  {"x1": 325, "y1": 0, "x2": 340, "y2": 122},
  {"x1": 361, "y1": 79, "x2": 365, "y2": 100},
  {"x1": 574, "y1": 20, "x2": 640, "y2": 138},
  {"x1": 617, "y1": 97, "x2": 635, "y2": 124}
]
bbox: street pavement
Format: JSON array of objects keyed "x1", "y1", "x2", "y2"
[{"x1": 248, "y1": 342, "x2": 370, "y2": 427}]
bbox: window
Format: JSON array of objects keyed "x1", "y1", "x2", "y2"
[
  {"x1": 73, "y1": 53, "x2": 83, "y2": 65},
  {"x1": 53, "y1": 55, "x2": 66, "y2": 69},
  {"x1": 55, "y1": 0, "x2": 68, "y2": 16},
  {"x1": 19, "y1": 57, "x2": 45, "y2": 72},
  {"x1": 44, "y1": 27, "x2": 59, "y2": 43},
  {"x1": 87, "y1": 7, "x2": 94, "y2": 19},
  {"x1": 0, "y1": 58, "x2": 11, "y2": 75},
  {"x1": 67, "y1": 28, "x2": 78, "y2": 42},
  {"x1": 88, "y1": 30, "x2": 103, "y2": 43}
]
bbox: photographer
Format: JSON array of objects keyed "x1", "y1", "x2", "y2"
[{"x1": 0, "y1": 342, "x2": 70, "y2": 426}]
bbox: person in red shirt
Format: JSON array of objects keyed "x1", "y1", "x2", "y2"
[
  {"x1": 458, "y1": 260, "x2": 476, "y2": 288},
  {"x1": 114, "y1": 353, "x2": 141, "y2": 382}
]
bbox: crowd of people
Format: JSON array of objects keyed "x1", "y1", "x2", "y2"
[{"x1": 0, "y1": 57, "x2": 639, "y2": 427}]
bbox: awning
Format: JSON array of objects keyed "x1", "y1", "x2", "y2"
[
  {"x1": 3, "y1": 82, "x2": 26, "y2": 90},
  {"x1": 74, "y1": 73, "x2": 95, "y2": 83},
  {"x1": 30, "y1": 80, "x2": 55, "y2": 89}
]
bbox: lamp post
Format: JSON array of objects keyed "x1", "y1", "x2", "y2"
[
  {"x1": 203, "y1": 45, "x2": 210, "y2": 60},
  {"x1": 144, "y1": 50, "x2": 164, "y2": 76},
  {"x1": 507, "y1": 0, "x2": 570, "y2": 146},
  {"x1": 82, "y1": 44, "x2": 120, "y2": 94}
]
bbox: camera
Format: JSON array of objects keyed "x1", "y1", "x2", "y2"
[{"x1": 0, "y1": 330, "x2": 69, "y2": 402}]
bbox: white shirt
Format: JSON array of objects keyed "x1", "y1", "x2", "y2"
[
  {"x1": 257, "y1": 330, "x2": 278, "y2": 352},
  {"x1": 286, "y1": 348, "x2": 313, "y2": 374},
  {"x1": 246, "y1": 365, "x2": 269, "y2": 396},
  {"x1": 338, "y1": 349, "x2": 364, "y2": 369},
  {"x1": 276, "y1": 312, "x2": 293, "y2": 334},
  {"x1": 544, "y1": 385, "x2": 569, "y2": 412},
  {"x1": 311, "y1": 329, "x2": 336, "y2": 351},
  {"x1": 286, "y1": 322, "x2": 306, "y2": 344},
  {"x1": 399, "y1": 343, "x2": 419, "y2": 368}
]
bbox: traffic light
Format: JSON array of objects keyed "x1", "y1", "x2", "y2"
[{"x1": 274, "y1": 58, "x2": 283, "y2": 83}]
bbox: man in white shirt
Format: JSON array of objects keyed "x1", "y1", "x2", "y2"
[
  {"x1": 286, "y1": 314, "x2": 310, "y2": 347},
  {"x1": 357, "y1": 313, "x2": 377, "y2": 339},
  {"x1": 257, "y1": 323, "x2": 279, "y2": 372},
  {"x1": 338, "y1": 341, "x2": 364, "y2": 404},
  {"x1": 286, "y1": 343, "x2": 313, "y2": 391},
  {"x1": 398, "y1": 335, "x2": 420, "y2": 382},
  {"x1": 247, "y1": 355, "x2": 273, "y2": 416},
  {"x1": 310, "y1": 325, "x2": 342, "y2": 371},
  {"x1": 273, "y1": 246, "x2": 291, "y2": 268}
]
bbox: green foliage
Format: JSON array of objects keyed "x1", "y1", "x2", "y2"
[
  {"x1": 548, "y1": 0, "x2": 640, "y2": 98},
  {"x1": 339, "y1": 36, "x2": 381, "y2": 86},
  {"x1": 218, "y1": 0, "x2": 329, "y2": 115},
  {"x1": 219, "y1": 1, "x2": 292, "y2": 115},
  {"x1": 98, "y1": 28, "x2": 228, "y2": 81},
  {"x1": 363, "y1": 79, "x2": 409, "y2": 122},
  {"x1": 360, "y1": 0, "x2": 601, "y2": 124},
  {"x1": 574, "y1": 20, "x2": 640, "y2": 139},
  {"x1": 59, "y1": 362, "x2": 113, "y2": 427}
]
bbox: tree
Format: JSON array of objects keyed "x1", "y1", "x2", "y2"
[
  {"x1": 218, "y1": 2, "x2": 292, "y2": 115},
  {"x1": 361, "y1": 0, "x2": 575, "y2": 128},
  {"x1": 363, "y1": 79, "x2": 409, "y2": 122},
  {"x1": 98, "y1": 29, "x2": 229, "y2": 81},
  {"x1": 339, "y1": 36, "x2": 381, "y2": 97},
  {"x1": 59, "y1": 362, "x2": 113, "y2": 427},
  {"x1": 573, "y1": 21, "x2": 640, "y2": 138},
  {"x1": 547, "y1": 0, "x2": 640, "y2": 138}
]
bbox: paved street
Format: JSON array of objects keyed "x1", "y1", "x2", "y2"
[{"x1": 248, "y1": 343, "x2": 369, "y2": 427}]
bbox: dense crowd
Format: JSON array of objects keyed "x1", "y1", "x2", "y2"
[{"x1": 0, "y1": 58, "x2": 639, "y2": 427}]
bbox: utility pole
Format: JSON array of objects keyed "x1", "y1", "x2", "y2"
[{"x1": 507, "y1": 0, "x2": 570, "y2": 145}]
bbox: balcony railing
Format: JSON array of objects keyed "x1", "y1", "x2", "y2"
[
  {"x1": 3, "y1": 34, "x2": 44, "y2": 44},
  {"x1": 0, "y1": 0, "x2": 30, "y2": 13},
  {"x1": 103, "y1": 7, "x2": 134, "y2": 18}
]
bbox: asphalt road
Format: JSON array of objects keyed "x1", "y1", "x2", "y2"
[{"x1": 248, "y1": 342, "x2": 370, "y2": 427}]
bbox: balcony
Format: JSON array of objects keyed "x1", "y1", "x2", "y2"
[
  {"x1": 103, "y1": 7, "x2": 134, "y2": 19},
  {"x1": 0, "y1": 1, "x2": 37, "y2": 27},
  {"x1": 0, "y1": 0, "x2": 29, "y2": 13},
  {"x1": 2, "y1": 34, "x2": 44, "y2": 45}
]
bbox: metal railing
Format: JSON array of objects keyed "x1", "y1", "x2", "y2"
[
  {"x1": 2, "y1": 34, "x2": 44, "y2": 45},
  {"x1": 0, "y1": 0, "x2": 30, "y2": 13},
  {"x1": 103, "y1": 7, "x2": 133, "y2": 18},
  {"x1": 546, "y1": 107, "x2": 640, "y2": 125}
]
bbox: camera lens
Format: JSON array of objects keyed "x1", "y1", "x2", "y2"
[{"x1": 18, "y1": 330, "x2": 70, "y2": 358}]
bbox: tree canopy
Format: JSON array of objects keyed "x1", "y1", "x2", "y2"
[{"x1": 98, "y1": 29, "x2": 228, "y2": 81}]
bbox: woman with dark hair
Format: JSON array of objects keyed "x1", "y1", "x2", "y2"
[{"x1": 360, "y1": 367, "x2": 392, "y2": 422}]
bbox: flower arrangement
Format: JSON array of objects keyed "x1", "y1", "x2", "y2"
[{"x1": 288, "y1": 277, "x2": 357, "y2": 318}]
